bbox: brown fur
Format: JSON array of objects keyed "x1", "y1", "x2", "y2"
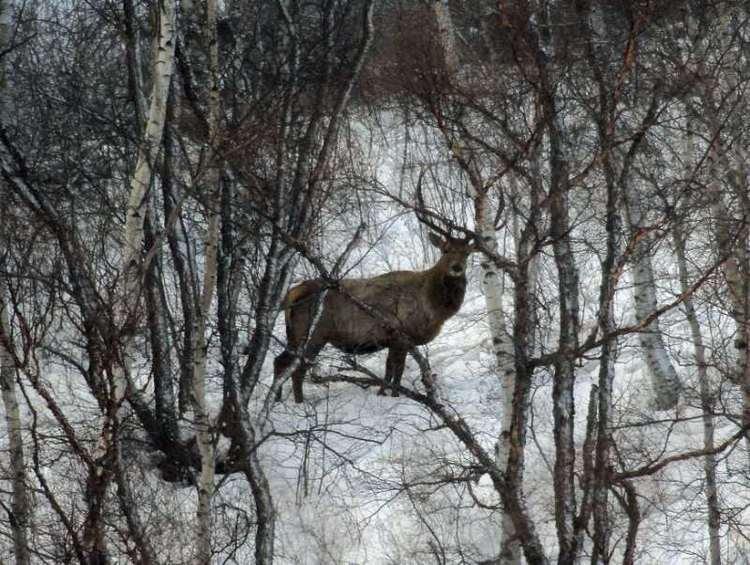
[{"x1": 274, "y1": 234, "x2": 474, "y2": 402}]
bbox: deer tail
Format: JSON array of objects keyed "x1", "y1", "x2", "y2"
[{"x1": 282, "y1": 281, "x2": 321, "y2": 333}]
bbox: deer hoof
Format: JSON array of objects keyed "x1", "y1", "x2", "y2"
[{"x1": 377, "y1": 388, "x2": 387, "y2": 396}]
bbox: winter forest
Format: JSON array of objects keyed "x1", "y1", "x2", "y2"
[{"x1": 2, "y1": 0, "x2": 750, "y2": 563}]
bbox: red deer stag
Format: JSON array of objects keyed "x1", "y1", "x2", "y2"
[{"x1": 274, "y1": 232, "x2": 476, "y2": 402}]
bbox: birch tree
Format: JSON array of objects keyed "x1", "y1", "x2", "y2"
[
  {"x1": 4, "y1": 0, "x2": 750, "y2": 562},
  {"x1": 535, "y1": 15, "x2": 582, "y2": 562},
  {"x1": 188, "y1": 0, "x2": 221, "y2": 559},
  {"x1": 0, "y1": 0, "x2": 30, "y2": 561},
  {"x1": 82, "y1": 0, "x2": 177, "y2": 558},
  {"x1": 0, "y1": 282, "x2": 30, "y2": 564},
  {"x1": 674, "y1": 225, "x2": 722, "y2": 565},
  {"x1": 695, "y1": 55, "x2": 750, "y2": 465},
  {"x1": 419, "y1": 2, "x2": 528, "y2": 559}
]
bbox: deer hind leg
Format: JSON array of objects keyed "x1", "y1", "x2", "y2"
[
  {"x1": 274, "y1": 350, "x2": 309, "y2": 403},
  {"x1": 274, "y1": 344, "x2": 324, "y2": 403},
  {"x1": 273, "y1": 350, "x2": 308, "y2": 403},
  {"x1": 273, "y1": 351, "x2": 295, "y2": 402},
  {"x1": 291, "y1": 343, "x2": 324, "y2": 403},
  {"x1": 380, "y1": 347, "x2": 408, "y2": 397}
]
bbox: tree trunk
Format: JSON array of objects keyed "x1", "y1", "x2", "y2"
[
  {"x1": 79, "y1": 2, "x2": 179, "y2": 560},
  {"x1": 116, "y1": 0, "x2": 178, "y2": 402},
  {"x1": 240, "y1": 411, "x2": 276, "y2": 565},
  {"x1": 432, "y1": 0, "x2": 458, "y2": 73},
  {"x1": 674, "y1": 228, "x2": 722, "y2": 565},
  {"x1": 191, "y1": 209, "x2": 219, "y2": 564},
  {"x1": 121, "y1": 0, "x2": 177, "y2": 311},
  {"x1": 0, "y1": 286, "x2": 31, "y2": 565},
  {"x1": 192, "y1": 0, "x2": 221, "y2": 559},
  {"x1": 622, "y1": 183, "x2": 681, "y2": 410},
  {"x1": 589, "y1": 172, "x2": 620, "y2": 563},
  {"x1": 160, "y1": 102, "x2": 197, "y2": 417},
  {"x1": 0, "y1": 2, "x2": 31, "y2": 561},
  {"x1": 473, "y1": 187, "x2": 522, "y2": 563},
  {"x1": 620, "y1": 481, "x2": 640, "y2": 565},
  {"x1": 144, "y1": 205, "x2": 178, "y2": 441},
  {"x1": 541, "y1": 62, "x2": 581, "y2": 565},
  {"x1": 590, "y1": 311, "x2": 615, "y2": 564},
  {"x1": 698, "y1": 88, "x2": 750, "y2": 465}
]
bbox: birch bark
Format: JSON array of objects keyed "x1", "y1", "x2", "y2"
[
  {"x1": 432, "y1": 0, "x2": 458, "y2": 73},
  {"x1": 676, "y1": 117, "x2": 722, "y2": 564},
  {"x1": 121, "y1": 0, "x2": 177, "y2": 313},
  {"x1": 697, "y1": 85, "x2": 750, "y2": 464},
  {"x1": 622, "y1": 184, "x2": 681, "y2": 410},
  {"x1": 472, "y1": 185, "x2": 522, "y2": 563},
  {"x1": 590, "y1": 180, "x2": 619, "y2": 564},
  {"x1": 192, "y1": 0, "x2": 221, "y2": 560},
  {"x1": 591, "y1": 148, "x2": 618, "y2": 564},
  {"x1": 192, "y1": 211, "x2": 219, "y2": 565},
  {"x1": 143, "y1": 208, "x2": 178, "y2": 439},
  {"x1": 534, "y1": 4, "x2": 582, "y2": 557},
  {"x1": 425, "y1": 4, "x2": 552, "y2": 559},
  {"x1": 674, "y1": 228, "x2": 722, "y2": 565},
  {"x1": 125, "y1": 0, "x2": 178, "y2": 439},
  {"x1": 160, "y1": 111, "x2": 198, "y2": 416},
  {"x1": 114, "y1": 0, "x2": 177, "y2": 403},
  {"x1": 81, "y1": 2, "x2": 177, "y2": 558},
  {"x1": 0, "y1": 283, "x2": 31, "y2": 565},
  {"x1": 424, "y1": 4, "x2": 527, "y2": 558},
  {"x1": 0, "y1": 1, "x2": 31, "y2": 561},
  {"x1": 575, "y1": 8, "x2": 624, "y2": 552}
]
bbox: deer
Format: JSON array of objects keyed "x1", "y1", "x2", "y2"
[{"x1": 273, "y1": 231, "x2": 476, "y2": 403}]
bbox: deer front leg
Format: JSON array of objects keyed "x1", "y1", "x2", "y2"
[
  {"x1": 273, "y1": 351, "x2": 295, "y2": 402},
  {"x1": 380, "y1": 348, "x2": 407, "y2": 397}
]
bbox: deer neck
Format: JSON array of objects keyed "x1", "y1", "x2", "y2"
[{"x1": 427, "y1": 268, "x2": 466, "y2": 317}]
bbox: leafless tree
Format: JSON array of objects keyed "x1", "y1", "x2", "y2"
[{"x1": 2, "y1": 1, "x2": 750, "y2": 564}]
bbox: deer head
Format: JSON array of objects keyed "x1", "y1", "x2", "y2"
[
  {"x1": 428, "y1": 232, "x2": 476, "y2": 278},
  {"x1": 413, "y1": 168, "x2": 478, "y2": 275}
]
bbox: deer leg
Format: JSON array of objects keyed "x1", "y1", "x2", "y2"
[
  {"x1": 291, "y1": 343, "x2": 324, "y2": 404},
  {"x1": 378, "y1": 349, "x2": 391, "y2": 395},
  {"x1": 290, "y1": 364, "x2": 306, "y2": 404},
  {"x1": 274, "y1": 341, "x2": 324, "y2": 403},
  {"x1": 273, "y1": 351, "x2": 295, "y2": 402},
  {"x1": 380, "y1": 347, "x2": 407, "y2": 397}
]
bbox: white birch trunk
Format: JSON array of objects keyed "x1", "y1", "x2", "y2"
[
  {"x1": 680, "y1": 119, "x2": 722, "y2": 563},
  {"x1": 698, "y1": 89, "x2": 750, "y2": 468},
  {"x1": 432, "y1": 0, "x2": 458, "y2": 73},
  {"x1": 478, "y1": 197, "x2": 521, "y2": 564},
  {"x1": 427, "y1": 19, "x2": 519, "y2": 557},
  {"x1": 622, "y1": 186, "x2": 681, "y2": 410},
  {"x1": 192, "y1": 0, "x2": 221, "y2": 559},
  {"x1": 78, "y1": 4, "x2": 177, "y2": 557},
  {"x1": 701, "y1": 100, "x2": 748, "y2": 377},
  {"x1": 464, "y1": 176, "x2": 525, "y2": 563},
  {"x1": 191, "y1": 221, "x2": 218, "y2": 564},
  {"x1": 117, "y1": 0, "x2": 177, "y2": 400},
  {"x1": 0, "y1": 2, "x2": 31, "y2": 561},
  {"x1": 675, "y1": 230, "x2": 722, "y2": 565},
  {"x1": 0, "y1": 284, "x2": 31, "y2": 565},
  {"x1": 122, "y1": 0, "x2": 177, "y2": 281}
]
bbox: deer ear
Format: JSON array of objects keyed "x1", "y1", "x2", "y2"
[{"x1": 428, "y1": 232, "x2": 445, "y2": 250}]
